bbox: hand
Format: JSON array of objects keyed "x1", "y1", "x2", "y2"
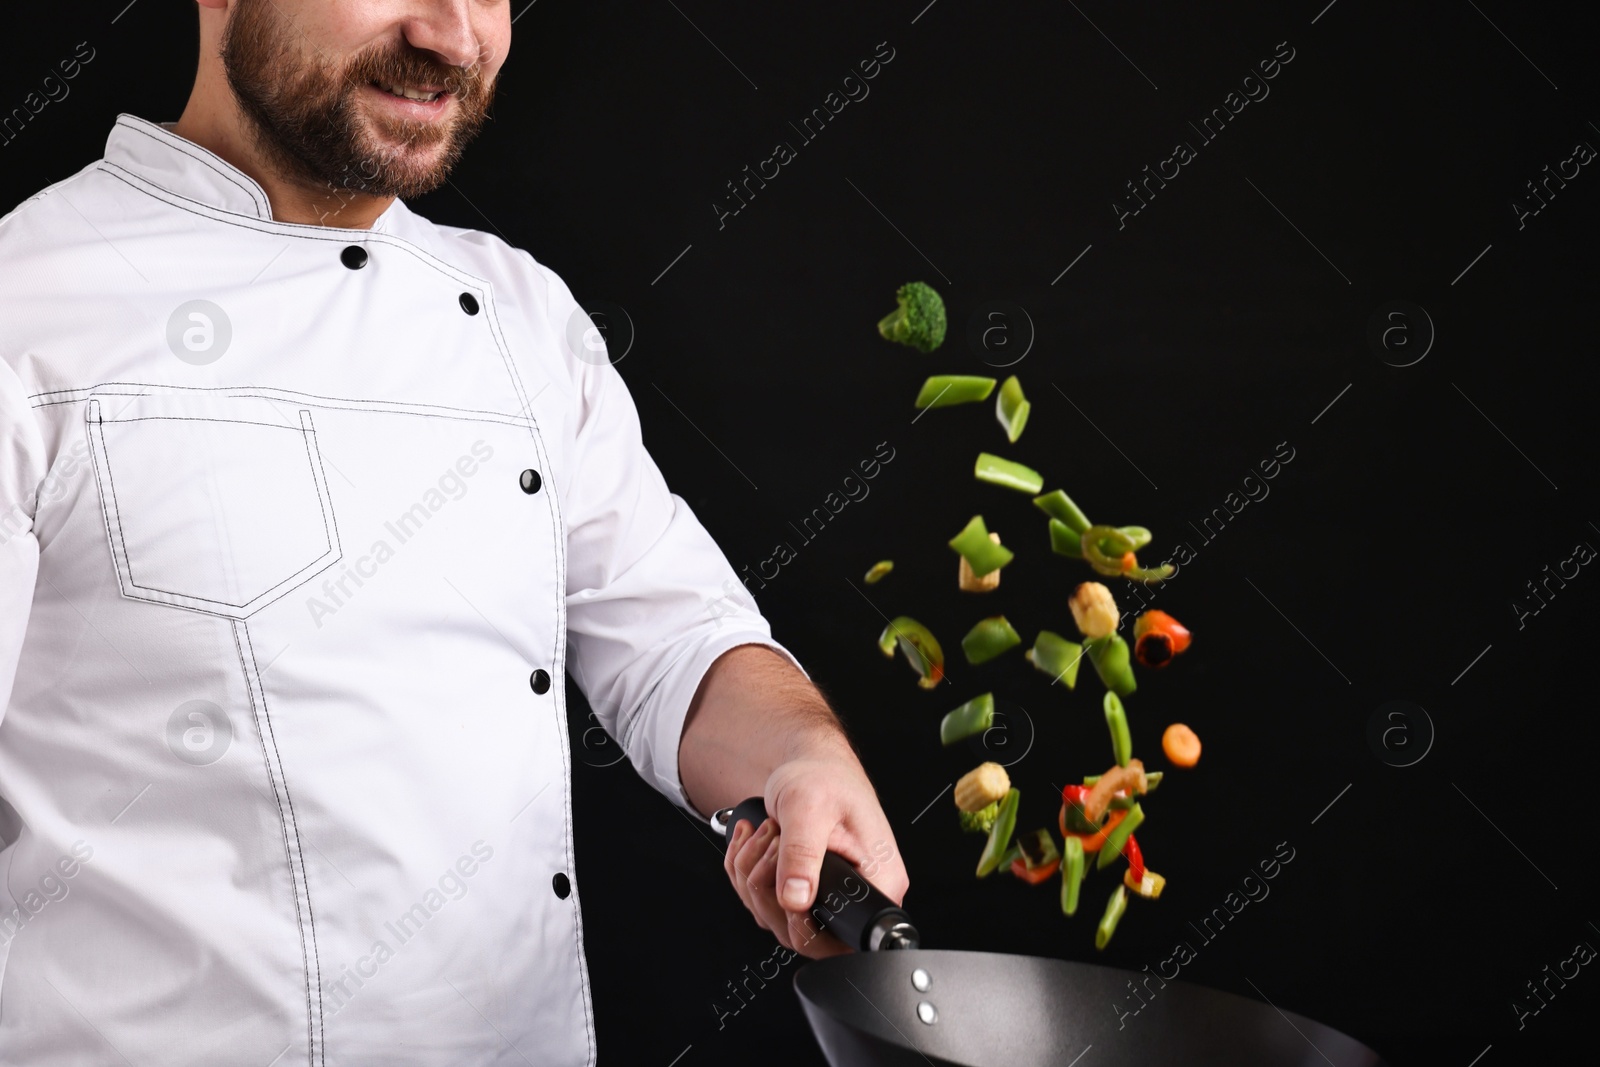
[{"x1": 722, "y1": 749, "x2": 910, "y2": 959}]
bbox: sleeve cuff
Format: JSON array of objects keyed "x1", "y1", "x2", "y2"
[{"x1": 621, "y1": 628, "x2": 807, "y2": 820}]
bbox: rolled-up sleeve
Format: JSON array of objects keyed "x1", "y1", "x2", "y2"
[
  {"x1": 533, "y1": 262, "x2": 805, "y2": 814},
  {"x1": 0, "y1": 360, "x2": 45, "y2": 732}
]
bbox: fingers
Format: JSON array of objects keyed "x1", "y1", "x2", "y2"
[
  {"x1": 721, "y1": 791, "x2": 915, "y2": 961},
  {"x1": 723, "y1": 818, "x2": 766, "y2": 930},
  {"x1": 770, "y1": 793, "x2": 830, "y2": 917},
  {"x1": 730, "y1": 817, "x2": 782, "y2": 932},
  {"x1": 742, "y1": 824, "x2": 798, "y2": 945}
]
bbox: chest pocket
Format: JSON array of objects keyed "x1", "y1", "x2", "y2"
[{"x1": 85, "y1": 391, "x2": 342, "y2": 619}]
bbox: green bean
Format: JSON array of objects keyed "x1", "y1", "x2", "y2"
[
  {"x1": 1096, "y1": 802, "x2": 1145, "y2": 869},
  {"x1": 976, "y1": 788, "x2": 1021, "y2": 878},
  {"x1": 996, "y1": 375, "x2": 1030, "y2": 443},
  {"x1": 1061, "y1": 835, "x2": 1086, "y2": 916},
  {"x1": 1048, "y1": 519, "x2": 1082, "y2": 559},
  {"x1": 974, "y1": 452, "x2": 1044, "y2": 495},
  {"x1": 1095, "y1": 885, "x2": 1129, "y2": 949},
  {"x1": 1086, "y1": 634, "x2": 1137, "y2": 697},
  {"x1": 914, "y1": 375, "x2": 995, "y2": 409},
  {"x1": 1032, "y1": 490, "x2": 1091, "y2": 534},
  {"x1": 1103, "y1": 690, "x2": 1132, "y2": 767}
]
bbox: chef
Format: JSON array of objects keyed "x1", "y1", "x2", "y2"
[{"x1": 0, "y1": 2, "x2": 908, "y2": 1063}]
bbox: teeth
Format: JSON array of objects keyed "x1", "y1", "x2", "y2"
[{"x1": 377, "y1": 81, "x2": 441, "y2": 102}]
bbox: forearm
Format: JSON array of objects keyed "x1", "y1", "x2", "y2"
[{"x1": 677, "y1": 643, "x2": 854, "y2": 819}]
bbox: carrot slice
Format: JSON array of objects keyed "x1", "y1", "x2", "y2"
[{"x1": 1162, "y1": 723, "x2": 1201, "y2": 767}]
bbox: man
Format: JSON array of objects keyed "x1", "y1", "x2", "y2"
[{"x1": 0, "y1": 1, "x2": 908, "y2": 1063}]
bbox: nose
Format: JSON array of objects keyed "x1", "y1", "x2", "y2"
[{"x1": 401, "y1": 1, "x2": 494, "y2": 77}]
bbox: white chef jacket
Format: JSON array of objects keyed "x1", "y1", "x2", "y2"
[{"x1": 0, "y1": 113, "x2": 800, "y2": 1066}]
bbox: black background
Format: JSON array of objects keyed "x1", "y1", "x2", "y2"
[{"x1": 4, "y1": 2, "x2": 1597, "y2": 1064}]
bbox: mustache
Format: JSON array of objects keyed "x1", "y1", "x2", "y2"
[{"x1": 346, "y1": 46, "x2": 490, "y2": 99}]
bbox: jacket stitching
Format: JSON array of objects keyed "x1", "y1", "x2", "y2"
[
  {"x1": 482, "y1": 290, "x2": 596, "y2": 1063},
  {"x1": 232, "y1": 621, "x2": 321, "y2": 1067},
  {"x1": 31, "y1": 382, "x2": 540, "y2": 427},
  {"x1": 85, "y1": 409, "x2": 341, "y2": 613},
  {"x1": 53, "y1": 158, "x2": 585, "y2": 1060},
  {"x1": 243, "y1": 625, "x2": 326, "y2": 1064},
  {"x1": 114, "y1": 118, "x2": 272, "y2": 217},
  {"x1": 94, "y1": 166, "x2": 481, "y2": 281},
  {"x1": 84, "y1": 404, "x2": 137, "y2": 603},
  {"x1": 297, "y1": 411, "x2": 342, "y2": 561}
]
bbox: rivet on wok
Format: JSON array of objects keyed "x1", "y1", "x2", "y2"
[
  {"x1": 911, "y1": 968, "x2": 931, "y2": 992},
  {"x1": 916, "y1": 1000, "x2": 938, "y2": 1025}
]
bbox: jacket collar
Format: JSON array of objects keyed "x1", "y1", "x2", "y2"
[{"x1": 104, "y1": 113, "x2": 401, "y2": 232}]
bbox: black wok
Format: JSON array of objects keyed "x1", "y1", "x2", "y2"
[{"x1": 713, "y1": 796, "x2": 1388, "y2": 1067}]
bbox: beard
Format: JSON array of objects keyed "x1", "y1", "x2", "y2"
[{"x1": 220, "y1": 0, "x2": 497, "y2": 201}]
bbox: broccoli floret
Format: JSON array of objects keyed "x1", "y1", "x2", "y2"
[
  {"x1": 958, "y1": 800, "x2": 999, "y2": 835},
  {"x1": 877, "y1": 281, "x2": 947, "y2": 353}
]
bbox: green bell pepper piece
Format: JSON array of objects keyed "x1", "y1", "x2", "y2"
[
  {"x1": 961, "y1": 616, "x2": 1021, "y2": 665},
  {"x1": 1096, "y1": 801, "x2": 1145, "y2": 869},
  {"x1": 1016, "y1": 827, "x2": 1060, "y2": 870},
  {"x1": 1061, "y1": 835, "x2": 1086, "y2": 916},
  {"x1": 948, "y1": 515, "x2": 1014, "y2": 577},
  {"x1": 1024, "y1": 630, "x2": 1083, "y2": 688},
  {"x1": 1081, "y1": 524, "x2": 1136, "y2": 577},
  {"x1": 976, "y1": 788, "x2": 1020, "y2": 877},
  {"x1": 1048, "y1": 519, "x2": 1082, "y2": 558},
  {"x1": 1095, "y1": 885, "x2": 1129, "y2": 949},
  {"x1": 876, "y1": 616, "x2": 945, "y2": 689},
  {"x1": 1033, "y1": 489, "x2": 1091, "y2": 534},
  {"x1": 995, "y1": 375, "x2": 1031, "y2": 443},
  {"x1": 1117, "y1": 526, "x2": 1152, "y2": 551},
  {"x1": 1124, "y1": 561, "x2": 1175, "y2": 583},
  {"x1": 940, "y1": 693, "x2": 995, "y2": 746},
  {"x1": 974, "y1": 452, "x2": 1044, "y2": 494},
  {"x1": 1103, "y1": 690, "x2": 1132, "y2": 768},
  {"x1": 863, "y1": 559, "x2": 894, "y2": 584},
  {"x1": 1085, "y1": 634, "x2": 1137, "y2": 697},
  {"x1": 915, "y1": 375, "x2": 996, "y2": 409}
]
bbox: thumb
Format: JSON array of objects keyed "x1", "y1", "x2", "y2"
[{"x1": 771, "y1": 794, "x2": 833, "y2": 914}]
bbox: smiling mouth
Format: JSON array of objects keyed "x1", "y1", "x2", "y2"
[{"x1": 370, "y1": 79, "x2": 447, "y2": 103}]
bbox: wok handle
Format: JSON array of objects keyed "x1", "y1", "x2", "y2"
[{"x1": 717, "y1": 795, "x2": 919, "y2": 953}]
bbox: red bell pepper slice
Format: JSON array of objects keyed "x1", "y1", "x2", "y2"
[{"x1": 1124, "y1": 834, "x2": 1145, "y2": 883}]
